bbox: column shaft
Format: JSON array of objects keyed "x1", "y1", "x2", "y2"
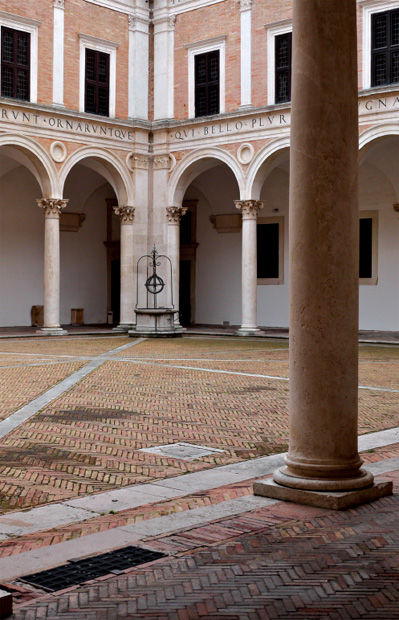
[
  {"x1": 37, "y1": 199, "x2": 68, "y2": 335},
  {"x1": 276, "y1": 0, "x2": 371, "y2": 491},
  {"x1": 114, "y1": 206, "x2": 135, "y2": 331},
  {"x1": 235, "y1": 200, "x2": 263, "y2": 335},
  {"x1": 166, "y1": 206, "x2": 187, "y2": 323}
]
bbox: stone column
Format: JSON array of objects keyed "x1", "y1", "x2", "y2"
[
  {"x1": 166, "y1": 206, "x2": 187, "y2": 323},
  {"x1": 235, "y1": 200, "x2": 264, "y2": 336},
  {"x1": 254, "y1": 0, "x2": 392, "y2": 508},
  {"x1": 113, "y1": 206, "x2": 136, "y2": 331},
  {"x1": 37, "y1": 198, "x2": 68, "y2": 335}
]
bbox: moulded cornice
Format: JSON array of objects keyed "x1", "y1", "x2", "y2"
[
  {"x1": 169, "y1": 0, "x2": 225, "y2": 16},
  {"x1": 0, "y1": 10, "x2": 41, "y2": 28},
  {"x1": 184, "y1": 34, "x2": 227, "y2": 50},
  {"x1": 83, "y1": 0, "x2": 137, "y2": 15},
  {"x1": 78, "y1": 33, "x2": 120, "y2": 49}
]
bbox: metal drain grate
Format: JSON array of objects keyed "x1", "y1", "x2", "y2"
[
  {"x1": 20, "y1": 546, "x2": 166, "y2": 592},
  {"x1": 139, "y1": 442, "x2": 225, "y2": 460}
]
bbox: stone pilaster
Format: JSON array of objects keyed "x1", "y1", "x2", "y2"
[
  {"x1": 166, "y1": 206, "x2": 187, "y2": 323},
  {"x1": 113, "y1": 206, "x2": 136, "y2": 331},
  {"x1": 37, "y1": 198, "x2": 68, "y2": 335},
  {"x1": 239, "y1": 0, "x2": 252, "y2": 108},
  {"x1": 235, "y1": 200, "x2": 264, "y2": 336}
]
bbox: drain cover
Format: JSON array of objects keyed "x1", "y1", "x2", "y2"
[
  {"x1": 139, "y1": 442, "x2": 225, "y2": 460},
  {"x1": 20, "y1": 546, "x2": 166, "y2": 592}
]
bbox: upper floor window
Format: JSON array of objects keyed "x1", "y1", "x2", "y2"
[
  {"x1": 195, "y1": 50, "x2": 220, "y2": 117},
  {"x1": 275, "y1": 32, "x2": 292, "y2": 104},
  {"x1": 186, "y1": 36, "x2": 226, "y2": 118},
  {"x1": 1, "y1": 27, "x2": 30, "y2": 101},
  {"x1": 79, "y1": 34, "x2": 118, "y2": 117},
  {"x1": 85, "y1": 49, "x2": 109, "y2": 116},
  {"x1": 266, "y1": 20, "x2": 292, "y2": 105},
  {"x1": 371, "y1": 9, "x2": 399, "y2": 87}
]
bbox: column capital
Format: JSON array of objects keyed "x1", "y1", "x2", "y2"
[
  {"x1": 37, "y1": 198, "x2": 68, "y2": 218},
  {"x1": 166, "y1": 206, "x2": 187, "y2": 223},
  {"x1": 240, "y1": 0, "x2": 252, "y2": 11},
  {"x1": 53, "y1": 0, "x2": 65, "y2": 8},
  {"x1": 235, "y1": 200, "x2": 264, "y2": 219},
  {"x1": 113, "y1": 205, "x2": 135, "y2": 224}
]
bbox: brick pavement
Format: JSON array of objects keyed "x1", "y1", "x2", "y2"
[
  {"x1": 8, "y1": 462, "x2": 399, "y2": 619},
  {"x1": 0, "y1": 335, "x2": 395, "y2": 618},
  {"x1": 0, "y1": 338, "x2": 397, "y2": 512}
]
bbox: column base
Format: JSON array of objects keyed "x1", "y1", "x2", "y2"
[
  {"x1": 235, "y1": 327, "x2": 263, "y2": 337},
  {"x1": 253, "y1": 477, "x2": 393, "y2": 510},
  {"x1": 113, "y1": 324, "x2": 135, "y2": 332},
  {"x1": 36, "y1": 327, "x2": 68, "y2": 336}
]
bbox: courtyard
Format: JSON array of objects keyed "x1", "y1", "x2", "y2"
[
  {"x1": 0, "y1": 335, "x2": 397, "y2": 513},
  {"x1": 0, "y1": 334, "x2": 397, "y2": 618}
]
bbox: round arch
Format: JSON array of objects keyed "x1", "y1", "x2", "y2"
[
  {"x1": 246, "y1": 137, "x2": 290, "y2": 200},
  {"x1": 60, "y1": 146, "x2": 134, "y2": 206},
  {"x1": 0, "y1": 133, "x2": 57, "y2": 197},
  {"x1": 359, "y1": 123, "x2": 399, "y2": 162},
  {"x1": 168, "y1": 147, "x2": 245, "y2": 206}
]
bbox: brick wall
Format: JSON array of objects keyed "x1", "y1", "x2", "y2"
[
  {"x1": 174, "y1": 0, "x2": 241, "y2": 120},
  {"x1": 64, "y1": 0, "x2": 129, "y2": 118}
]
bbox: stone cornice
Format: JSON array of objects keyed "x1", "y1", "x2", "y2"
[{"x1": 0, "y1": 9, "x2": 41, "y2": 28}]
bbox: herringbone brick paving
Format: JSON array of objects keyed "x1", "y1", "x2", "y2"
[
  {"x1": 10, "y1": 472, "x2": 399, "y2": 619},
  {"x1": 0, "y1": 338, "x2": 397, "y2": 512}
]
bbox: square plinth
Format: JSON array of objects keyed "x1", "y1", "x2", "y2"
[{"x1": 253, "y1": 478, "x2": 393, "y2": 510}]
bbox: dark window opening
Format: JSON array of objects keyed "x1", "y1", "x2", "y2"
[
  {"x1": 85, "y1": 49, "x2": 110, "y2": 116},
  {"x1": 1, "y1": 27, "x2": 30, "y2": 101},
  {"x1": 275, "y1": 32, "x2": 292, "y2": 104},
  {"x1": 257, "y1": 223, "x2": 280, "y2": 279},
  {"x1": 195, "y1": 50, "x2": 219, "y2": 117},
  {"x1": 371, "y1": 9, "x2": 399, "y2": 87},
  {"x1": 180, "y1": 211, "x2": 192, "y2": 245},
  {"x1": 359, "y1": 218, "x2": 373, "y2": 279}
]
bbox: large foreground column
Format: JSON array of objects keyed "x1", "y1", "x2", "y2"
[
  {"x1": 235, "y1": 200, "x2": 263, "y2": 336},
  {"x1": 113, "y1": 206, "x2": 136, "y2": 331},
  {"x1": 166, "y1": 206, "x2": 187, "y2": 324},
  {"x1": 37, "y1": 198, "x2": 68, "y2": 335},
  {"x1": 254, "y1": 0, "x2": 392, "y2": 508}
]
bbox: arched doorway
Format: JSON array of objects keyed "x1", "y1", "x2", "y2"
[
  {"x1": 0, "y1": 139, "x2": 55, "y2": 327},
  {"x1": 359, "y1": 133, "x2": 399, "y2": 331}
]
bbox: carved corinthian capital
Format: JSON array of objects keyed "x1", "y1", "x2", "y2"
[
  {"x1": 166, "y1": 206, "x2": 187, "y2": 223},
  {"x1": 235, "y1": 200, "x2": 264, "y2": 219},
  {"x1": 240, "y1": 0, "x2": 252, "y2": 11},
  {"x1": 37, "y1": 198, "x2": 68, "y2": 218},
  {"x1": 113, "y1": 205, "x2": 135, "y2": 224}
]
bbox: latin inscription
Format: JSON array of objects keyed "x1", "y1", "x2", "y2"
[
  {"x1": 0, "y1": 108, "x2": 133, "y2": 142},
  {"x1": 172, "y1": 114, "x2": 289, "y2": 141}
]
